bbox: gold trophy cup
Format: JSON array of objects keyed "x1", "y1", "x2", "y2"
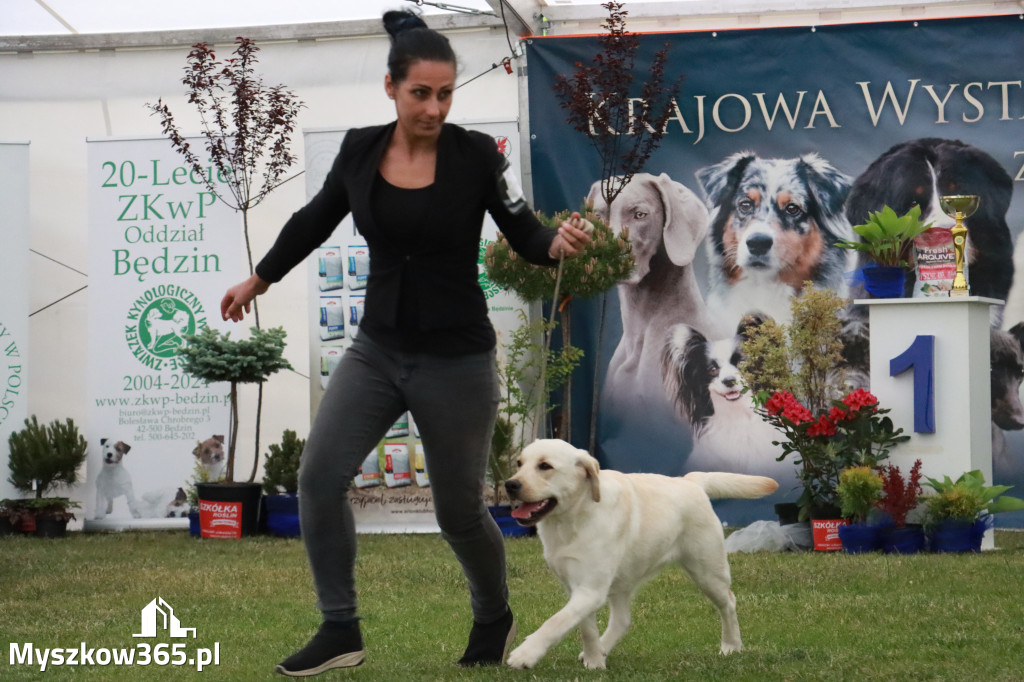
[{"x1": 939, "y1": 194, "x2": 979, "y2": 297}]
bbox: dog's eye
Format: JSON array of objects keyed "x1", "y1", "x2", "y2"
[
  {"x1": 785, "y1": 203, "x2": 804, "y2": 217},
  {"x1": 633, "y1": 209, "x2": 647, "y2": 220},
  {"x1": 538, "y1": 462, "x2": 554, "y2": 471},
  {"x1": 708, "y1": 360, "x2": 720, "y2": 378},
  {"x1": 737, "y1": 198, "x2": 754, "y2": 213}
]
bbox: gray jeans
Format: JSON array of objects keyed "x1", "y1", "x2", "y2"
[{"x1": 298, "y1": 332, "x2": 507, "y2": 624}]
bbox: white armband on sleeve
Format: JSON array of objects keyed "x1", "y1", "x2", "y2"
[{"x1": 496, "y1": 158, "x2": 529, "y2": 215}]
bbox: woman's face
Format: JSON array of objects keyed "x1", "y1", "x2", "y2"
[{"x1": 386, "y1": 59, "x2": 456, "y2": 141}]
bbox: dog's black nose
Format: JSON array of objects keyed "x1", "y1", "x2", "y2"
[
  {"x1": 504, "y1": 480, "x2": 521, "y2": 497},
  {"x1": 746, "y1": 233, "x2": 773, "y2": 256}
]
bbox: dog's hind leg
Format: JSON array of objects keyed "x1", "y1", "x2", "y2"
[
  {"x1": 507, "y1": 588, "x2": 607, "y2": 669},
  {"x1": 598, "y1": 589, "x2": 633, "y2": 658},
  {"x1": 680, "y1": 550, "x2": 742, "y2": 654}
]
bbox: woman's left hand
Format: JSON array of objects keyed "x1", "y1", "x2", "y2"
[{"x1": 548, "y1": 211, "x2": 594, "y2": 259}]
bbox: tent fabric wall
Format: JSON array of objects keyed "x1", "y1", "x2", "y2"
[{"x1": 0, "y1": 26, "x2": 522, "y2": 511}]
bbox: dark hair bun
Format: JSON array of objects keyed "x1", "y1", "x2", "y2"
[{"x1": 383, "y1": 10, "x2": 427, "y2": 40}]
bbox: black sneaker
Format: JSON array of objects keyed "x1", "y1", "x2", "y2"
[
  {"x1": 276, "y1": 620, "x2": 365, "y2": 677},
  {"x1": 457, "y1": 609, "x2": 517, "y2": 667}
]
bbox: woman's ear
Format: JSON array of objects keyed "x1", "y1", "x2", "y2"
[{"x1": 385, "y1": 74, "x2": 395, "y2": 100}]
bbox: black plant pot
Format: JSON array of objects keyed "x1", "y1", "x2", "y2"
[
  {"x1": 196, "y1": 482, "x2": 262, "y2": 538},
  {"x1": 34, "y1": 515, "x2": 69, "y2": 538},
  {"x1": 0, "y1": 517, "x2": 17, "y2": 536},
  {"x1": 774, "y1": 502, "x2": 800, "y2": 525}
]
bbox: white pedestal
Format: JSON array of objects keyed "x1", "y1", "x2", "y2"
[{"x1": 859, "y1": 296, "x2": 1000, "y2": 549}]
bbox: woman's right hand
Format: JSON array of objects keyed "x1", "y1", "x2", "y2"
[{"x1": 221, "y1": 273, "x2": 271, "y2": 322}]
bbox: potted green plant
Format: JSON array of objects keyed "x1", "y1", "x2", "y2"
[
  {"x1": 261, "y1": 429, "x2": 304, "y2": 538},
  {"x1": 836, "y1": 466, "x2": 885, "y2": 553},
  {"x1": 485, "y1": 207, "x2": 632, "y2": 441},
  {"x1": 176, "y1": 325, "x2": 291, "y2": 538},
  {"x1": 835, "y1": 205, "x2": 933, "y2": 297},
  {"x1": 487, "y1": 311, "x2": 583, "y2": 537},
  {"x1": 875, "y1": 459, "x2": 925, "y2": 554},
  {"x1": 5, "y1": 415, "x2": 87, "y2": 537},
  {"x1": 922, "y1": 470, "x2": 1024, "y2": 552}
]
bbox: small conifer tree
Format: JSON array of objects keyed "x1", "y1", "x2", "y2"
[{"x1": 176, "y1": 326, "x2": 291, "y2": 482}]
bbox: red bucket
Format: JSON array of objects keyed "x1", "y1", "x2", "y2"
[
  {"x1": 811, "y1": 518, "x2": 848, "y2": 551},
  {"x1": 196, "y1": 482, "x2": 261, "y2": 539}
]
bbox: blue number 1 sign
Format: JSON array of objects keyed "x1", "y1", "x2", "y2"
[{"x1": 889, "y1": 335, "x2": 936, "y2": 433}]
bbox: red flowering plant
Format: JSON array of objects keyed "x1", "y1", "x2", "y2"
[
  {"x1": 758, "y1": 388, "x2": 910, "y2": 519},
  {"x1": 875, "y1": 459, "x2": 924, "y2": 528}
]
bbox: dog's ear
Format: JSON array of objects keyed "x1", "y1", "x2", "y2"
[
  {"x1": 213, "y1": 435, "x2": 225, "y2": 445},
  {"x1": 578, "y1": 454, "x2": 601, "y2": 503},
  {"x1": 1007, "y1": 322, "x2": 1024, "y2": 352},
  {"x1": 695, "y1": 152, "x2": 755, "y2": 207},
  {"x1": 798, "y1": 153, "x2": 853, "y2": 241},
  {"x1": 193, "y1": 441, "x2": 202, "y2": 457},
  {"x1": 662, "y1": 323, "x2": 715, "y2": 430},
  {"x1": 656, "y1": 173, "x2": 709, "y2": 266},
  {"x1": 586, "y1": 180, "x2": 607, "y2": 222},
  {"x1": 100, "y1": 438, "x2": 108, "y2": 446},
  {"x1": 118, "y1": 441, "x2": 131, "y2": 455}
]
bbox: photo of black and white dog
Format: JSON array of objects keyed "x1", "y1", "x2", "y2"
[
  {"x1": 845, "y1": 137, "x2": 1015, "y2": 315},
  {"x1": 661, "y1": 315, "x2": 791, "y2": 480},
  {"x1": 695, "y1": 151, "x2": 855, "y2": 333}
]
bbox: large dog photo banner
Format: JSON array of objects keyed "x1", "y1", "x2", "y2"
[
  {"x1": 85, "y1": 136, "x2": 240, "y2": 530},
  {"x1": 0, "y1": 142, "x2": 31, "y2": 502},
  {"x1": 303, "y1": 120, "x2": 528, "y2": 532},
  {"x1": 526, "y1": 14, "x2": 1024, "y2": 525}
]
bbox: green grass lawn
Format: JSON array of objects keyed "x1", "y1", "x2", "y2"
[{"x1": 2, "y1": 530, "x2": 1023, "y2": 681}]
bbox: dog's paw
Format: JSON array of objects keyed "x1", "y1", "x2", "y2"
[
  {"x1": 506, "y1": 643, "x2": 541, "y2": 669},
  {"x1": 720, "y1": 641, "x2": 742, "y2": 656},
  {"x1": 579, "y1": 651, "x2": 607, "y2": 669}
]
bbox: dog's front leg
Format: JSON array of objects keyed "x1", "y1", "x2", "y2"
[
  {"x1": 507, "y1": 588, "x2": 605, "y2": 669},
  {"x1": 577, "y1": 613, "x2": 606, "y2": 669},
  {"x1": 95, "y1": 490, "x2": 107, "y2": 519}
]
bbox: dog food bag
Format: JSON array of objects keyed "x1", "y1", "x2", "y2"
[
  {"x1": 913, "y1": 227, "x2": 956, "y2": 297},
  {"x1": 348, "y1": 293, "x2": 365, "y2": 338},
  {"x1": 414, "y1": 444, "x2": 430, "y2": 487},
  {"x1": 386, "y1": 411, "x2": 410, "y2": 438},
  {"x1": 383, "y1": 442, "x2": 412, "y2": 488},
  {"x1": 320, "y1": 346, "x2": 344, "y2": 390},
  {"x1": 319, "y1": 295, "x2": 345, "y2": 341},
  {"x1": 354, "y1": 450, "x2": 381, "y2": 488},
  {"x1": 347, "y1": 244, "x2": 370, "y2": 290},
  {"x1": 410, "y1": 412, "x2": 420, "y2": 439},
  {"x1": 318, "y1": 246, "x2": 345, "y2": 291}
]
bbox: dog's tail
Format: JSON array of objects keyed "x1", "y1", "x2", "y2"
[{"x1": 683, "y1": 471, "x2": 778, "y2": 499}]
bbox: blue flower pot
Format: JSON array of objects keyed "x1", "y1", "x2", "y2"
[
  {"x1": 929, "y1": 516, "x2": 989, "y2": 553},
  {"x1": 862, "y1": 265, "x2": 906, "y2": 298},
  {"x1": 838, "y1": 522, "x2": 882, "y2": 553},
  {"x1": 265, "y1": 493, "x2": 301, "y2": 538},
  {"x1": 188, "y1": 509, "x2": 200, "y2": 537},
  {"x1": 880, "y1": 524, "x2": 925, "y2": 554}
]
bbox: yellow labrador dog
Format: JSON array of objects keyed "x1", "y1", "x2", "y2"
[{"x1": 504, "y1": 439, "x2": 778, "y2": 670}]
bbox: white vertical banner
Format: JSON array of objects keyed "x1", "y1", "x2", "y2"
[
  {"x1": 301, "y1": 120, "x2": 527, "y2": 532},
  {"x1": 0, "y1": 142, "x2": 31, "y2": 502},
  {"x1": 85, "y1": 136, "x2": 241, "y2": 530}
]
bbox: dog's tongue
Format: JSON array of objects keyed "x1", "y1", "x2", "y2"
[{"x1": 511, "y1": 502, "x2": 545, "y2": 519}]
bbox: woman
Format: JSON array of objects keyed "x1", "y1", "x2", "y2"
[{"x1": 220, "y1": 10, "x2": 592, "y2": 677}]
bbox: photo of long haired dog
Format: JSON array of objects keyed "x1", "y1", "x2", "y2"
[
  {"x1": 695, "y1": 151, "x2": 854, "y2": 332},
  {"x1": 660, "y1": 316, "x2": 790, "y2": 479},
  {"x1": 587, "y1": 172, "x2": 722, "y2": 409}
]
